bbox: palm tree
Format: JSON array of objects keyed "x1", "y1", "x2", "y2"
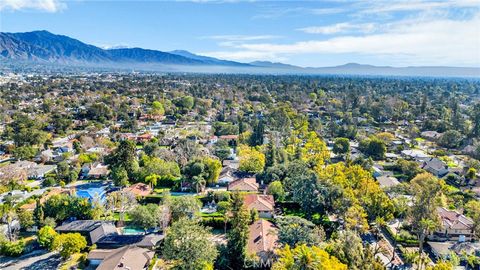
[
  {"x1": 416, "y1": 252, "x2": 429, "y2": 270},
  {"x1": 419, "y1": 218, "x2": 438, "y2": 254},
  {"x1": 192, "y1": 175, "x2": 206, "y2": 194},
  {"x1": 294, "y1": 245, "x2": 318, "y2": 269},
  {"x1": 217, "y1": 201, "x2": 231, "y2": 234},
  {"x1": 145, "y1": 174, "x2": 158, "y2": 189}
]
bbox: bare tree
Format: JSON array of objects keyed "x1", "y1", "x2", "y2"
[{"x1": 106, "y1": 190, "x2": 137, "y2": 225}]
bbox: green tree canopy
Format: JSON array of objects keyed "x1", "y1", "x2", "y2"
[
  {"x1": 52, "y1": 233, "x2": 87, "y2": 259},
  {"x1": 163, "y1": 218, "x2": 218, "y2": 269},
  {"x1": 273, "y1": 244, "x2": 347, "y2": 270},
  {"x1": 333, "y1": 137, "x2": 350, "y2": 157},
  {"x1": 128, "y1": 204, "x2": 160, "y2": 230},
  {"x1": 37, "y1": 226, "x2": 57, "y2": 249},
  {"x1": 170, "y1": 196, "x2": 202, "y2": 222},
  {"x1": 276, "y1": 216, "x2": 325, "y2": 247},
  {"x1": 238, "y1": 145, "x2": 265, "y2": 174}
]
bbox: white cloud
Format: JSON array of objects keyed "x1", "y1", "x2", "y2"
[
  {"x1": 201, "y1": 50, "x2": 284, "y2": 62},
  {"x1": 310, "y1": 8, "x2": 346, "y2": 15},
  {"x1": 208, "y1": 14, "x2": 480, "y2": 66},
  {"x1": 298, "y1": 23, "x2": 376, "y2": 35},
  {"x1": 361, "y1": 0, "x2": 479, "y2": 14},
  {"x1": 205, "y1": 34, "x2": 281, "y2": 49},
  {"x1": 253, "y1": 5, "x2": 349, "y2": 20},
  {"x1": 0, "y1": 0, "x2": 66, "y2": 12}
]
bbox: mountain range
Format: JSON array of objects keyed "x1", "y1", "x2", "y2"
[{"x1": 1, "y1": 30, "x2": 479, "y2": 77}]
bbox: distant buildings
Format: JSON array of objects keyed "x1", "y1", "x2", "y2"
[
  {"x1": 376, "y1": 175, "x2": 400, "y2": 189},
  {"x1": 401, "y1": 149, "x2": 430, "y2": 160},
  {"x1": 222, "y1": 159, "x2": 239, "y2": 170},
  {"x1": 218, "y1": 167, "x2": 238, "y2": 184},
  {"x1": 430, "y1": 207, "x2": 475, "y2": 241},
  {"x1": 420, "y1": 131, "x2": 442, "y2": 141},
  {"x1": 86, "y1": 163, "x2": 110, "y2": 179},
  {"x1": 0, "y1": 161, "x2": 56, "y2": 184},
  {"x1": 419, "y1": 157, "x2": 449, "y2": 178}
]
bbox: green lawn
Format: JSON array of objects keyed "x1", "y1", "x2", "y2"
[
  {"x1": 445, "y1": 184, "x2": 460, "y2": 193},
  {"x1": 0, "y1": 161, "x2": 11, "y2": 167},
  {"x1": 201, "y1": 212, "x2": 222, "y2": 217},
  {"x1": 112, "y1": 212, "x2": 132, "y2": 221},
  {"x1": 153, "y1": 188, "x2": 171, "y2": 193},
  {"x1": 282, "y1": 207, "x2": 306, "y2": 218},
  {"x1": 447, "y1": 162, "x2": 457, "y2": 168},
  {"x1": 414, "y1": 137, "x2": 425, "y2": 142}
]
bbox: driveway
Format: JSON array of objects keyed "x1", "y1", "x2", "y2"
[{"x1": 0, "y1": 250, "x2": 62, "y2": 270}]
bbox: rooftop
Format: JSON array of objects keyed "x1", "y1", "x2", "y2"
[
  {"x1": 244, "y1": 194, "x2": 275, "y2": 212},
  {"x1": 247, "y1": 219, "x2": 278, "y2": 258},
  {"x1": 437, "y1": 207, "x2": 474, "y2": 230},
  {"x1": 56, "y1": 220, "x2": 116, "y2": 233},
  {"x1": 90, "y1": 245, "x2": 154, "y2": 270},
  {"x1": 228, "y1": 178, "x2": 259, "y2": 191}
]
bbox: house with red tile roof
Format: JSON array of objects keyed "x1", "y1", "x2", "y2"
[
  {"x1": 247, "y1": 219, "x2": 278, "y2": 261},
  {"x1": 228, "y1": 178, "x2": 259, "y2": 192},
  {"x1": 430, "y1": 207, "x2": 475, "y2": 241},
  {"x1": 219, "y1": 134, "x2": 238, "y2": 141},
  {"x1": 123, "y1": 183, "x2": 152, "y2": 197},
  {"x1": 243, "y1": 194, "x2": 275, "y2": 218},
  {"x1": 20, "y1": 188, "x2": 72, "y2": 211},
  {"x1": 137, "y1": 133, "x2": 154, "y2": 143}
]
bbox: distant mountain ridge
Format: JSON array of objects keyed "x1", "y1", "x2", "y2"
[
  {"x1": 169, "y1": 50, "x2": 249, "y2": 66},
  {"x1": 1, "y1": 30, "x2": 479, "y2": 77},
  {"x1": 0, "y1": 31, "x2": 212, "y2": 65}
]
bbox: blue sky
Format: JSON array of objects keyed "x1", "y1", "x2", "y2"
[{"x1": 1, "y1": 0, "x2": 479, "y2": 67}]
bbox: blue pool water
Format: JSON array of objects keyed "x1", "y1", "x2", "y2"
[{"x1": 122, "y1": 227, "x2": 145, "y2": 235}]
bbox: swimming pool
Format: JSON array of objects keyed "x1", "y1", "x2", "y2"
[{"x1": 122, "y1": 227, "x2": 145, "y2": 235}]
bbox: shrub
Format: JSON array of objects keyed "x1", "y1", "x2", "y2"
[
  {"x1": 43, "y1": 177, "x2": 56, "y2": 187},
  {"x1": 52, "y1": 233, "x2": 87, "y2": 259},
  {"x1": 0, "y1": 240, "x2": 25, "y2": 257},
  {"x1": 214, "y1": 191, "x2": 231, "y2": 202},
  {"x1": 43, "y1": 217, "x2": 57, "y2": 228},
  {"x1": 38, "y1": 226, "x2": 57, "y2": 249},
  {"x1": 201, "y1": 217, "x2": 226, "y2": 229}
]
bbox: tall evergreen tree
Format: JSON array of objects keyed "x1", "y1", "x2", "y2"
[
  {"x1": 33, "y1": 199, "x2": 44, "y2": 227},
  {"x1": 238, "y1": 115, "x2": 246, "y2": 134},
  {"x1": 472, "y1": 104, "x2": 480, "y2": 138},
  {"x1": 105, "y1": 140, "x2": 138, "y2": 178},
  {"x1": 249, "y1": 119, "x2": 265, "y2": 146},
  {"x1": 265, "y1": 140, "x2": 277, "y2": 167},
  {"x1": 227, "y1": 192, "x2": 250, "y2": 269}
]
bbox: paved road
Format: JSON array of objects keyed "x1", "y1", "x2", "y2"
[
  {"x1": 0, "y1": 188, "x2": 47, "y2": 204},
  {"x1": 0, "y1": 250, "x2": 62, "y2": 270}
]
